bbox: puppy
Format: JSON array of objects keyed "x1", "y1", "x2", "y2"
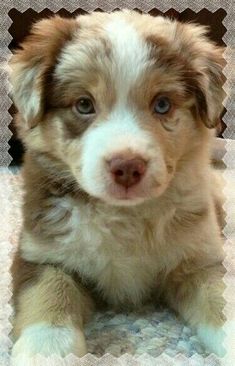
[{"x1": 10, "y1": 10, "x2": 227, "y2": 360}]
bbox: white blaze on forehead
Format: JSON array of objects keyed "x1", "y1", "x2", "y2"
[{"x1": 104, "y1": 17, "x2": 152, "y2": 102}]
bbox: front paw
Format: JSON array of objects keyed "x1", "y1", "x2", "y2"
[
  {"x1": 197, "y1": 323, "x2": 226, "y2": 357},
  {"x1": 197, "y1": 320, "x2": 235, "y2": 357},
  {"x1": 11, "y1": 323, "x2": 87, "y2": 364}
]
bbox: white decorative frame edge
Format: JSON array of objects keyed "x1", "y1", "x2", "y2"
[{"x1": 0, "y1": 1, "x2": 234, "y2": 365}]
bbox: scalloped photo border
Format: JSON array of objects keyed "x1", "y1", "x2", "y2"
[{"x1": 0, "y1": 0, "x2": 234, "y2": 365}]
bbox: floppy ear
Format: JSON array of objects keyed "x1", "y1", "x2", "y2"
[
  {"x1": 192, "y1": 46, "x2": 226, "y2": 129},
  {"x1": 177, "y1": 23, "x2": 226, "y2": 129},
  {"x1": 9, "y1": 15, "x2": 78, "y2": 129}
]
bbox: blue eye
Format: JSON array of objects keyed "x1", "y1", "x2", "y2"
[
  {"x1": 75, "y1": 97, "x2": 95, "y2": 115},
  {"x1": 154, "y1": 97, "x2": 171, "y2": 114}
]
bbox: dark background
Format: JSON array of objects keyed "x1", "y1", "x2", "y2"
[{"x1": 8, "y1": 8, "x2": 227, "y2": 166}]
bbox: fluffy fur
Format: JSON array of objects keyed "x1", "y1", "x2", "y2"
[{"x1": 10, "y1": 10, "x2": 226, "y2": 361}]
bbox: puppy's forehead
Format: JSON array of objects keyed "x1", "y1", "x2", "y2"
[{"x1": 55, "y1": 14, "x2": 153, "y2": 90}]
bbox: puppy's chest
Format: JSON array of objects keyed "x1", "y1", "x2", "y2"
[
  {"x1": 26, "y1": 196, "x2": 176, "y2": 306},
  {"x1": 70, "y1": 207, "x2": 163, "y2": 306},
  {"x1": 46, "y1": 199, "x2": 171, "y2": 306}
]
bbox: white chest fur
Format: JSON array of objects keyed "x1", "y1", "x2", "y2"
[{"x1": 74, "y1": 208, "x2": 162, "y2": 306}]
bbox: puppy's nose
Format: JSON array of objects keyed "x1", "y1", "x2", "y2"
[{"x1": 109, "y1": 157, "x2": 147, "y2": 188}]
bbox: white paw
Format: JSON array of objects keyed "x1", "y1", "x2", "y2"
[
  {"x1": 197, "y1": 323, "x2": 226, "y2": 357},
  {"x1": 197, "y1": 321, "x2": 235, "y2": 357},
  {"x1": 11, "y1": 323, "x2": 87, "y2": 363}
]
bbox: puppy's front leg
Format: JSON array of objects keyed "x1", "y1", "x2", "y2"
[
  {"x1": 11, "y1": 256, "x2": 94, "y2": 362},
  {"x1": 162, "y1": 262, "x2": 227, "y2": 356}
]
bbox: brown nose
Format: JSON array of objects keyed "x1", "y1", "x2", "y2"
[{"x1": 109, "y1": 157, "x2": 147, "y2": 188}]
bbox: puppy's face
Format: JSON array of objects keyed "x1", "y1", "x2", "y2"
[{"x1": 10, "y1": 11, "x2": 224, "y2": 206}]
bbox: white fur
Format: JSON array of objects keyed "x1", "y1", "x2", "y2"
[
  {"x1": 197, "y1": 320, "x2": 235, "y2": 357},
  {"x1": 78, "y1": 106, "x2": 168, "y2": 204},
  {"x1": 11, "y1": 323, "x2": 87, "y2": 360},
  {"x1": 104, "y1": 16, "x2": 152, "y2": 102},
  {"x1": 197, "y1": 324, "x2": 226, "y2": 357}
]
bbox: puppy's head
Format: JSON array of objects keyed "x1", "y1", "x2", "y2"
[{"x1": 10, "y1": 10, "x2": 225, "y2": 206}]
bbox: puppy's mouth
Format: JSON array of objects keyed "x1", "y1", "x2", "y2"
[
  {"x1": 108, "y1": 184, "x2": 146, "y2": 201},
  {"x1": 104, "y1": 178, "x2": 163, "y2": 206}
]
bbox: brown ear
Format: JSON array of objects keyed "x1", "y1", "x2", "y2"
[
  {"x1": 193, "y1": 46, "x2": 226, "y2": 129},
  {"x1": 9, "y1": 15, "x2": 78, "y2": 128},
  {"x1": 175, "y1": 22, "x2": 226, "y2": 129}
]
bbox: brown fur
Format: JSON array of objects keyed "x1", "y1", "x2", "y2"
[
  {"x1": 12, "y1": 263, "x2": 94, "y2": 340},
  {"x1": 11, "y1": 16, "x2": 79, "y2": 128},
  {"x1": 11, "y1": 249, "x2": 42, "y2": 304},
  {"x1": 161, "y1": 261, "x2": 226, "y2": 327}
]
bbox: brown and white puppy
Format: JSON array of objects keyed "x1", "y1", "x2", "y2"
[{"x1": 10, "y1": 10, "x2": 228, "y2": 361}]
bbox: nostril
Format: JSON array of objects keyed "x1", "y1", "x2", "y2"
[
  {"x1": 116, "y1": 169, "x2": 124, "y2": 177},
  {"x1": 133, "y1": 170, "x2": 141, "y2": 178}
]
